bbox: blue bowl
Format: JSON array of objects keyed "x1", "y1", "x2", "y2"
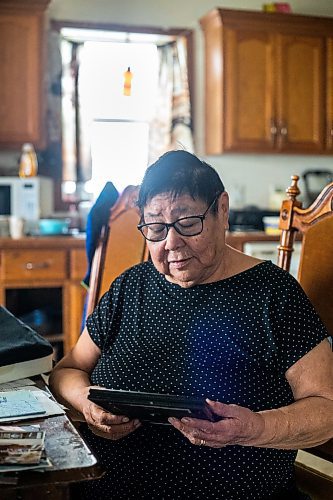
[{"x1": 38, "y1": 219, "x2": 70, "y2": 235}]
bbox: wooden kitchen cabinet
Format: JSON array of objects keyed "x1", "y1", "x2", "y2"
[
  {"x1": 0, "y1": 236, "x2": 87, "y2": 359},
  {"x1": 0, "y1": 0, "x2": 50, "y2": 148},
  {"x1": 200, "y1": 9, "x2": 332, "y2": 154}
]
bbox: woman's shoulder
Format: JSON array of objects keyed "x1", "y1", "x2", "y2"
[
  {"x1": 225, "y1": 247, "x2": 285, "y2": 284},
  {"x1": 225, "y1": 247, "x2": 291, "y2": 282},
  {"x1": 223, "y1": 247, "x2": 299, "y2": 293},
  {"x1": 112, "y1": 261, "x2": 157, "y2": 288}
]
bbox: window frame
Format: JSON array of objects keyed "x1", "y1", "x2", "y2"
[{"x1": 51, "y1": 19, "x2": 194, "y2": 123}]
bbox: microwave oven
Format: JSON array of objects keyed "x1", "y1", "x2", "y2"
[{"x1": 0, "y1": 177, "x2": 54, "y2": 222}]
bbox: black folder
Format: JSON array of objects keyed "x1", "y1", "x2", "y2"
[{"x1": 0, "y1": 306, "x2": 53, "y2": 383}]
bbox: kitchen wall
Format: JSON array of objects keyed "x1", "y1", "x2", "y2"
[
  {"x1": 3, "y1": 0, "x2": 333, "y2": 208},
  {"x1": 48, "y1": 0, "x2": 333, "y2": 207}
]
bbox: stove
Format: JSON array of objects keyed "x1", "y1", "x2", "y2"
[{"x1": 228, "y1": 207, "x2": 279, "y2": 232}]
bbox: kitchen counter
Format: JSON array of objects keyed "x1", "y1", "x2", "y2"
[
  {"x1": 0, "y1": 231, "x2": 282, "y2": 250},
  {"x1": 226, "y1": 231, "x2": 283, "y2": 251},
  {"x1": 0, "y1": 234, "x2": 85, "y2": 249},
  {"x1": 0, "y1": 235, "x2": 87, "y2": 357}
]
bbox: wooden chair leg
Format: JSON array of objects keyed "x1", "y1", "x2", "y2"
[{"x1": 295, "y1": 463, "x2": 333, "y2": 500}]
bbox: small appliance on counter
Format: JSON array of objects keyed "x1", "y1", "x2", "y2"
[
  {"x1": 268, "y1": 186, "x2": 286, "y2": 211},
  {"x1": 0, "y1": 216, "x2": 9, "y2": 237},
  {"x1": 228, "y1": 207, "x2": 280, "y2": 232},
  {"x1": 0, "y1": 176, "x2": 53, "y2": 234},
  {"x1": 302, "y1": 170, "x2": 333, "y2": 207}
]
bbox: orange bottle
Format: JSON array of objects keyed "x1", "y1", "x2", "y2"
[
  {"x1": 19, "y1": 143, "x2": 38, "y2": 178},
  {"x1": 123, "y1": 67, "x2": 133, "y2": 96}
]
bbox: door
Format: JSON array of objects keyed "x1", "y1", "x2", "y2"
[
  {"x1": 224, "y1": 26, "x2": 275, "y2": 152},
  {"x1": 275, "y1": 34, "x2": 325, "y2": 153}
]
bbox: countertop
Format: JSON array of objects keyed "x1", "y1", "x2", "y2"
[
  {"x1": 0, "y1": 235, "x2": 86, "y2": 249},
  {"x1": 0, "y1": 231, "x2": 287, "y2": 252}
]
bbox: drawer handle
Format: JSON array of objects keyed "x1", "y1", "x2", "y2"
[{"x1": 25, "y1": 261, "x2": 50, "y2": 270}]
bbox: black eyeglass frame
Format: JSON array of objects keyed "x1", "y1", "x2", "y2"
[{"x1": 137, "y1": 193, "x2": 221, "y2": 242}]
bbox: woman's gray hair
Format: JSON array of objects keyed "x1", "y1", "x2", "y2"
[{"x1": 137, "y1": 150, "x2": 225, "y2": 217}]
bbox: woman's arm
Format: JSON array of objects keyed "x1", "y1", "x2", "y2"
[
  {"x1": 169, "y1": 339, "x2": 333, "y2": 449},
  {"x1": 49, "y1": 327, "x2": 101, "y2": 418},
  {"x1": 49, "y1": 328, "x2": 141, "y2": 439},
  {"x1": 254, "y1": 337, "x2": 333, "y2": 448}
]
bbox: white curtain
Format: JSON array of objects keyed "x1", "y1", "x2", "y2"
[
  {"x1": 148, "y1": 37, "x2": 194, "y2": 164},
  {"x1": 61, "y1": 40, "x2": 92, "y2": 183},
  {"x1": 38, "y1": 29, "x2": 63, "y2": 180}
]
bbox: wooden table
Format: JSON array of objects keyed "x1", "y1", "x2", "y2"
[
  {"x1": 0, "y1": 380, "x2": 104, "y2": 500},
  {"x1": 0, "y1": 414, "x2": 104, "y2": 499}
]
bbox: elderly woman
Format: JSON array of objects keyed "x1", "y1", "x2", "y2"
[{"x1": 49, "y1": 151, "x2": 333, "y2": 500}]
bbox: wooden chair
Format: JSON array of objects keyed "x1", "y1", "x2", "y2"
[
  {"x1": 277, "y1": 175, "x2": 333, "y2": 335},
  {"x1": 277, "y1": 175, "x2": 333, "y2": 498},
  {"x1": 86, "y1": 185, "x2": 149, "y2": 317}
]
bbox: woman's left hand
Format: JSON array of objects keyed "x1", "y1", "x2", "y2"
[{"x1": 168, "y1": 399, "x2": 265, "y2": 448}]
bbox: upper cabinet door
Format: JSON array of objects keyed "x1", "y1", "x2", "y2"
[
  {"x1": 0, "y1": 1, "x2": 50, "y2": 149},
  {"x1": 224, "y1": 27, "x2": 275, "y2": 152},
  {"x1": 275, "y1": 34, "x2": 325, "y2": 153},
  {"x1": 0, "y1": 13, "x2": 42, "y2": 147}
]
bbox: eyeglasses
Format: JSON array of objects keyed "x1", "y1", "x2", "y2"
[{"x1": 137, "y1": 194, "x2": 221, "y2": 242}]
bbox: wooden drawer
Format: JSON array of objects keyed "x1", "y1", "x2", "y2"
[
  {"x1": 70, "y1": 249, "x2": 87, "y2": 280},
  {"x1": 1, "y1": 250, "x2": 67, "y2": 281}
]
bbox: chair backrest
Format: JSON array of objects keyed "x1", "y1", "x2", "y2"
[
  {"x1": 86, "y1": 185, "x2": 149, "y2": 317},
  {"x1": 277, "y1": 175, "x2": 333, "y2": 335}
]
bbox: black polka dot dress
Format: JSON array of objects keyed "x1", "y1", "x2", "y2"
[{"x1": 78, "y1": 260, "x2": 328, "y2": 499}]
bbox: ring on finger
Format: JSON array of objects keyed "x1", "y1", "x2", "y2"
[{"x1": 199, "y1": 438, "x2": 206, "y2": 446}]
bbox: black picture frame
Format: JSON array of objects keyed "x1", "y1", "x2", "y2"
[{"x1": 88, "y1": 389, "x2": 218, "y2": 425}]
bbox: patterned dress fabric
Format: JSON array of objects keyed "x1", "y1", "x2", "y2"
[{"x1": 78, "y1": 260, "x2": 327, "y2": 499}]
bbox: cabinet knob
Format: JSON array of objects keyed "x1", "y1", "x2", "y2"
[
  {"x1": 270, "y1": 119, "x2": 278, "y2": 146},
  {"x1": 25, "y1": 261, "x2": 50, "y2": 270},
  {"x1": 270, "y1": 123, "x2": 278, "y2": 136},
  {"x1": 280, "y1": 126, "x2": 288, "y2": 136}
]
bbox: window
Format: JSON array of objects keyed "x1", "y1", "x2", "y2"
[
  {"x1": 88, "y1": 120, "x2": 149, "y2": 195},
  {"x1": 79, "y1": 41, "x2": 158, "y2": 196},
  {"x1": 57, "y1": 24, "x2": 194, "y2": 203}
]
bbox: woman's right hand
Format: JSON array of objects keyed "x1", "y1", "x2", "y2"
[
  {"x1": 80, "y1": 387, "x2": 142, "y2": 440},
  {"x1": 49, "y1": 334, "x2": 141, "y2": 440}
]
